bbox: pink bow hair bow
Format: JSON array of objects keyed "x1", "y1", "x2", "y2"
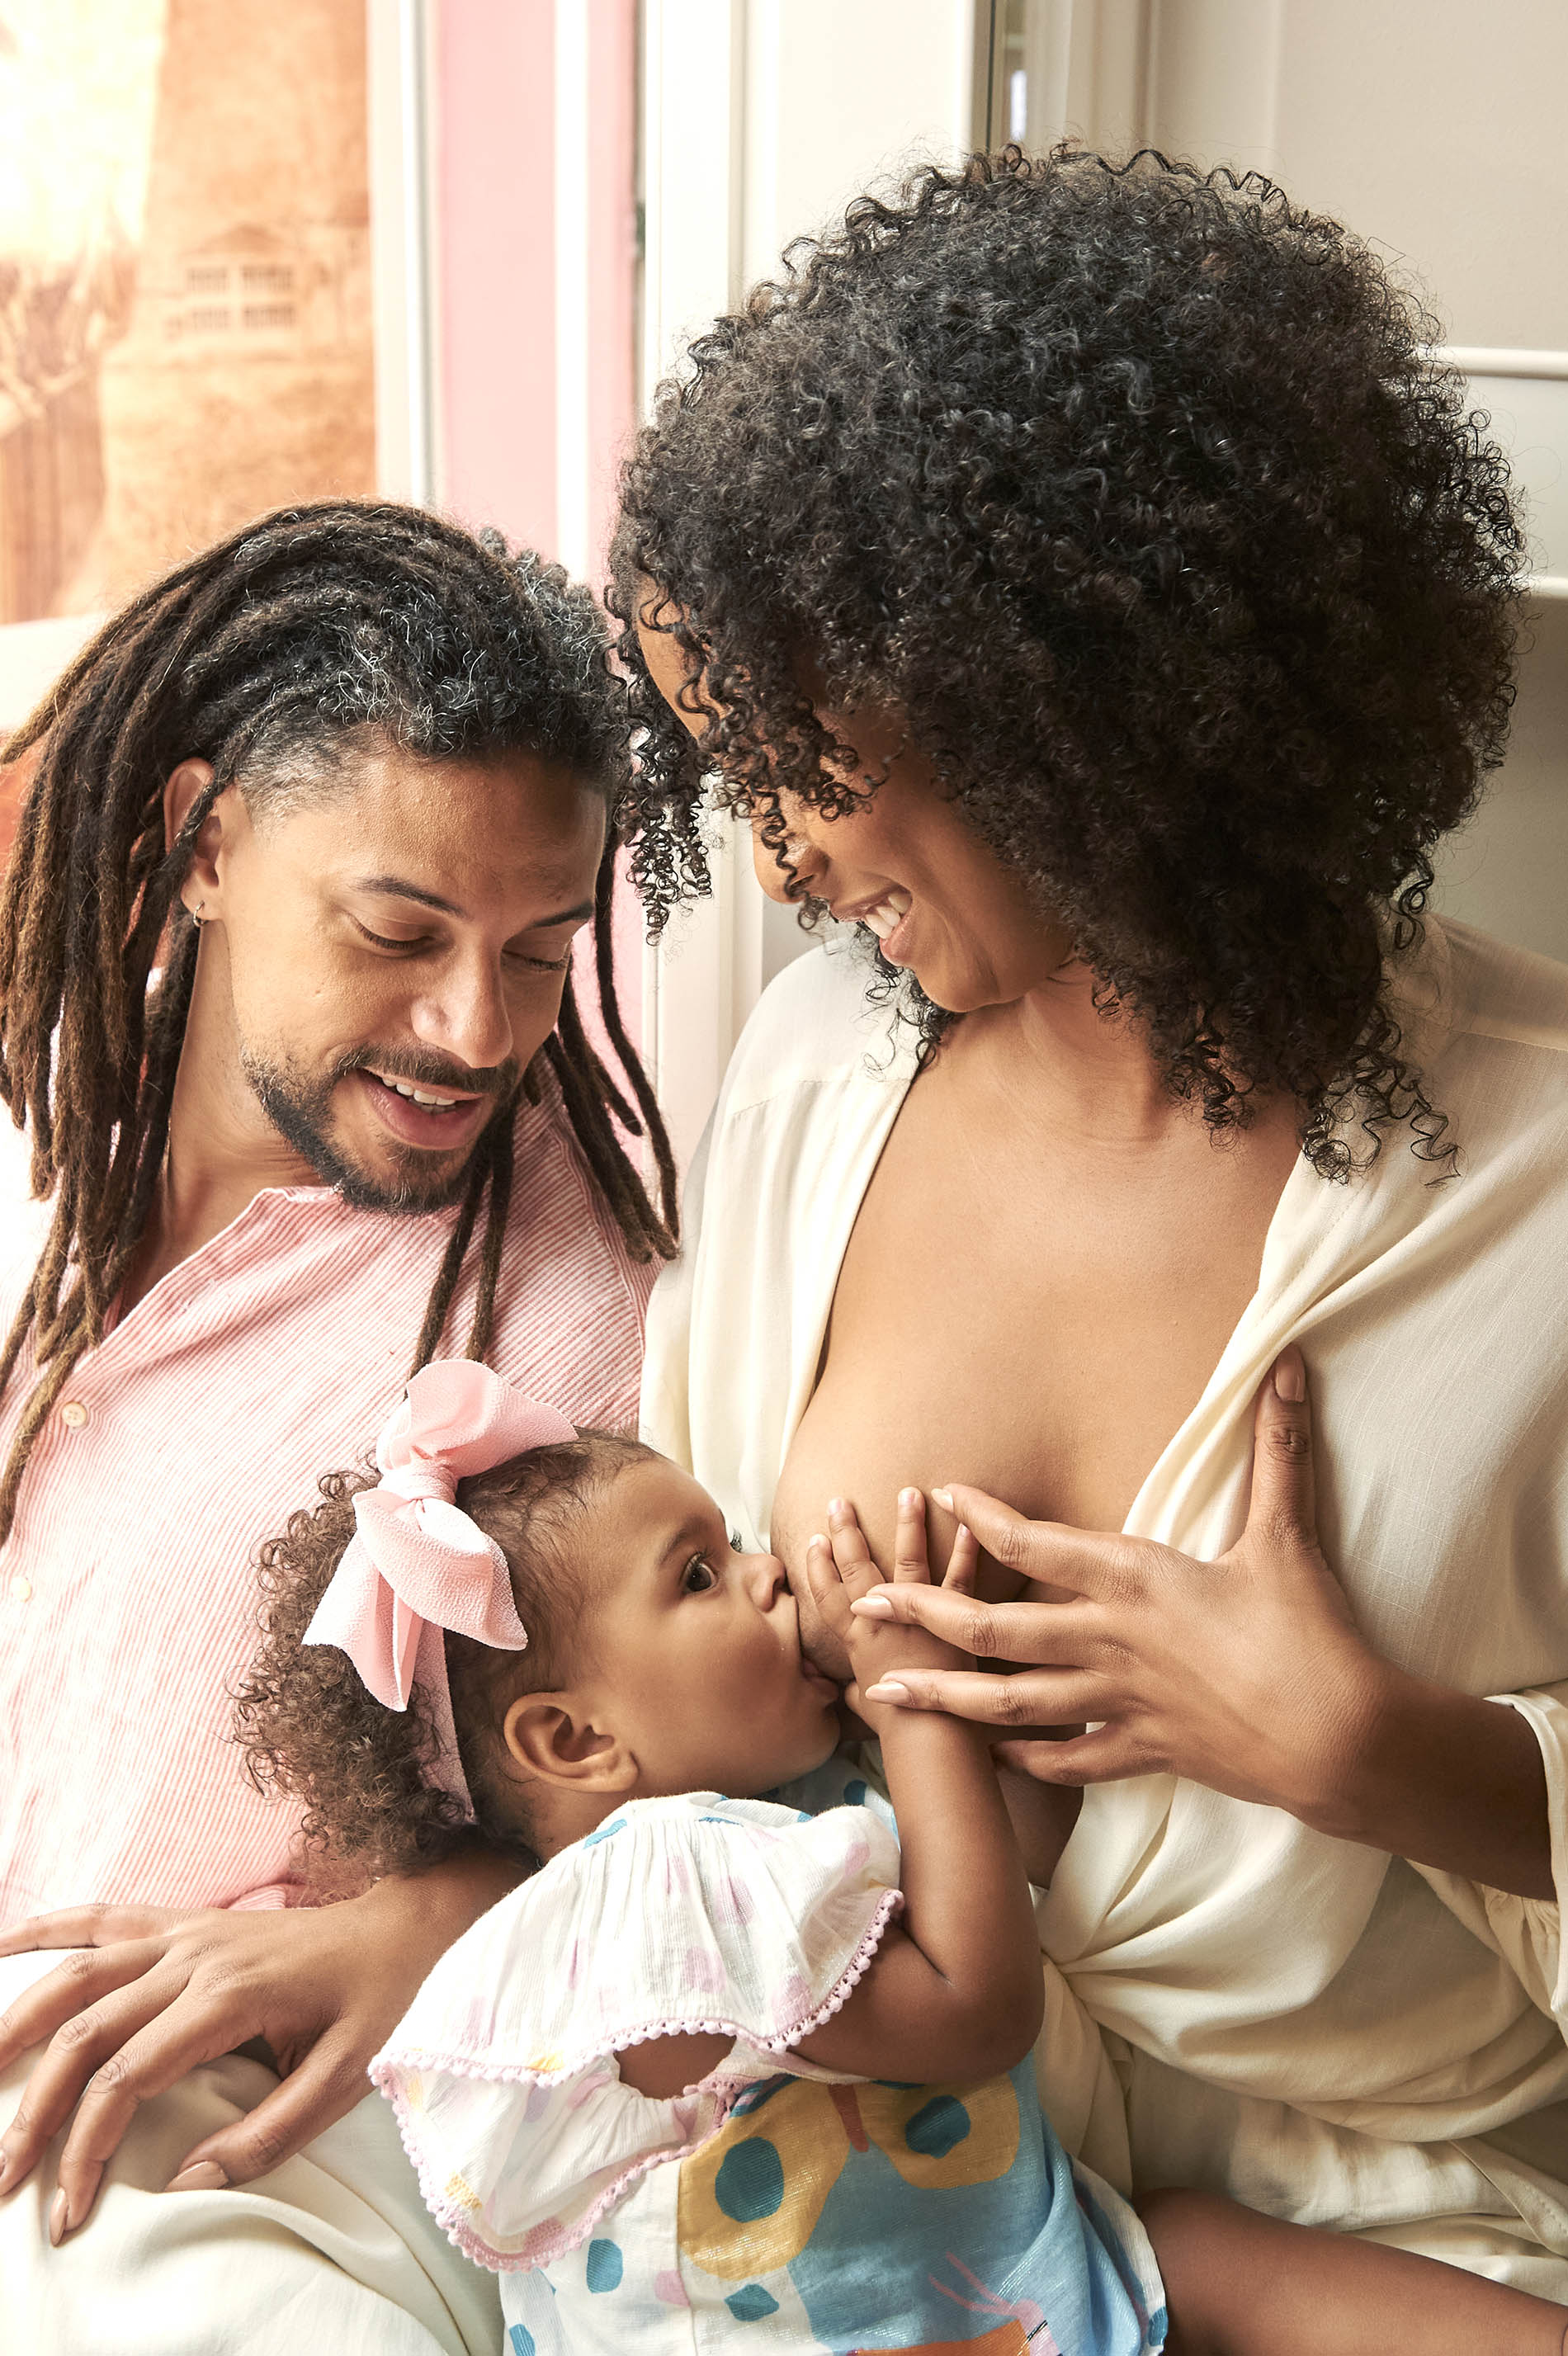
[{"x1": 304, "y1": 1359, "x2": 576, "y2": 1713}]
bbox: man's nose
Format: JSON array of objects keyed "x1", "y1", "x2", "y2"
[{"x1": 409, "y1": 956, "x2": 516, "y2": 1072}]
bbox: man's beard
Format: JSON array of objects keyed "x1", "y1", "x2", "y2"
[{"x1": 240, "y1": 1044, "x2": 516, "y2": 1214}]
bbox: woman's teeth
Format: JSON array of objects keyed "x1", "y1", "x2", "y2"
[{"x1": 862, "y1": 890, "x2": 911, "y2": 942}]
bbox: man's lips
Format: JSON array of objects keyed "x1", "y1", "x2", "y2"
[{"x1": 348, "y1": 1068, "x2": 494, "y2": 1153}]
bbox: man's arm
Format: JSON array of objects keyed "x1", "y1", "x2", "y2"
[{"x1": 0, "y1": 1843, "x2": 523, "y2": 2238}]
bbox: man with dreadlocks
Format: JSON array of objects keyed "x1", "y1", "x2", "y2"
[{"x1": 0, "y1": 500, "x2": 674, "y2": 2352}]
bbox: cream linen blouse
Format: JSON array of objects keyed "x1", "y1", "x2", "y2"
[{"x1": 642, "y1": 914, "x2": 1568, "y2": 2294}]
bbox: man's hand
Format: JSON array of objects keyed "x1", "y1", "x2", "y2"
[
  {"x1": 0, "y1": 1846, "x2": 520, "y2": 2239},
  {"x1": 803, "y1": 1490, "x2": 980, "y2": 1723}
]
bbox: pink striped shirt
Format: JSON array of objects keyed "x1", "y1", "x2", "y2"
[{"x1": 0, "y1": 1081, "x2": 653, "y2": 1925}]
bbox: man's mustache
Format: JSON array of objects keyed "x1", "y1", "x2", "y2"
[{"x1": 335, "y1": 1049, "x2": 521, "y2": 1099}]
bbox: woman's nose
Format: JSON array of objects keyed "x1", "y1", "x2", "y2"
[{"x1": 749, "y1": 816, "x2": 822, "y2": 907}]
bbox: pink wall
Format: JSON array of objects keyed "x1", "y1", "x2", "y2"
[
  {"x1": 434, "y1": 0, "x2": 558, "y2": 555},
  {"x1": 584, "y1": 0, "x2": 638, "y2": 580},
  {"x1": 432, "y1": 0, "x2": 643, "y2": 1051},
  {"x1": 432, "y1": 0, "x2": 637, "y2": 577}
]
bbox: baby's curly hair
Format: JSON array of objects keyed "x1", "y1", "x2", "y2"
[
  {"x1": 233, "y1": 1431, "x2": 651, "y2": 1891},
  {"x1": 609, "y1": 146, "x2": 1523, "y2": 1175}
]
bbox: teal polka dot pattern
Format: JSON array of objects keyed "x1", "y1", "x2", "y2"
[
  {"x1": 725, "y1": 2284, "x2": 781, "y2": 2321},
  {"x1": 714, "y1": 2136, "x2": 785, "y2": 2222},
  {"x1": 585, "y1": 2238, "x2": 624, "y2": 2292},
  {"x1": 581, "y1": 1818, "x2": 627, "y2": 1846},
  {"x1": 904, "y1": 2094, "x2": 972, "y2": 2160},
  {"x1": 506, "y1": 2328, "x2": 535, "y2": 2355}
]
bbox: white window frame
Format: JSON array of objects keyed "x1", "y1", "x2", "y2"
[{"x1": 637, "y1": 0, "x2": 978, "y2": 1170}]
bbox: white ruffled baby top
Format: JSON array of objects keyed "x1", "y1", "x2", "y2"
[{"x1": 374, "y1": 1778, "x2": 1166, "y2": 2354}]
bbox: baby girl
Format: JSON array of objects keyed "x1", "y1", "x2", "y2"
[{"x1": 235, "y1": 1361, "x2": 1567, "y2": 2356}]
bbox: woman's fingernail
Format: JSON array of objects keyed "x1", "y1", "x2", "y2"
[
  {"x1": 930, "y1": 1487, "x2": 954, "y2": 1513},
  {"x1": 1273, "y1": 1350, "x2": 1306, "y2": 1402},
  {"x1": 863, "y1": 1679, "x2": 912, "y2": 1703},
  {"x1": 828, "y1": 1497, "x2": 847, "y2": 1518},
  {"x1": 165, "y1": 2161, "x2": 228, "y2": 2194},
  {"x1": 808, "y1": 1532, "x2": 829, "y2": 1552},
  {"x1": 900, "y1": 1487, "x2": 920, "y2": 1509},
  {"x1": 48, "y1": 2188, "x2": 68, "y2": 2245},
  {"x1": 850, "y1": 1594, "x2": 894, "y2": 1616}
]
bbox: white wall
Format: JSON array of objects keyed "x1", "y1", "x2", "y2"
[
  {"x1": 638, "y1": 0, "x2": 975, "y2": 1169},
  {"x1": 1021, "y1": 0, "x2": 1568, "y2": 960}
]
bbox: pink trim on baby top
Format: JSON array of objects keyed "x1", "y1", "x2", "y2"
[{"x1": 371, "y1": 1884, "x2": 904, "y2": 2272}]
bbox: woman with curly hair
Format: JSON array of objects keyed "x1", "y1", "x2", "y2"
[{"x1": 618, "y1": 149, "x2": 1568, "y2": 2297}]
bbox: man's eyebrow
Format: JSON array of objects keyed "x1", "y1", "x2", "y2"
[
  {"x1": 351, "y1": 874, "x2": 464, "y2": 915},
  {"x1": 350, "y1": 876, "x2": 597, "y2": 927}
]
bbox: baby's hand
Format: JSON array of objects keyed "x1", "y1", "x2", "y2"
[{"x1": 804, "y1": 1492, "x2": 979, "y2": 1722}]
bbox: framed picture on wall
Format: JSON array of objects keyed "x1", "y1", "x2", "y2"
[{"x1": 0, "y1": 0, "x2": 377, "y2": 814}]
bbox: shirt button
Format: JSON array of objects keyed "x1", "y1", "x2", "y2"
[
  {"x1": 9, "y1": 1575, "x2": 31, "y2": 1602},
  {"x1": 60, "y1": 1401, "x2": 88, "y2": 1430}
]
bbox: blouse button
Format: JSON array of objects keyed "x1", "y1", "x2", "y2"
[
  {"x1": 60, "y1": 1401, "x2": 89, "y2": 1430},
  {"x1": 9, "y1": 1575, "x2": 31, "y2": 1602}
]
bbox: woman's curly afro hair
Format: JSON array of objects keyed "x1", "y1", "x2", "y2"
[{"x1": 609, "y1": 146, "x2": 1523, "y2": 1174}]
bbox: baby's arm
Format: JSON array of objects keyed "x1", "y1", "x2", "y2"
[
  {"x1": 619, "y1": 1494, "x2": 1043, "y2": 2100},
  {"x1": 999, "y1": 1760, "x2": 1082, "y2": 1887},
  {"x1": 790, "y1": 1493, "x2": 1045, "y2": 2083}
]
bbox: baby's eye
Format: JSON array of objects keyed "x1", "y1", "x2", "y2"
[{"x1": 681, "y1": 1556, "x2": 718, "y2": 1594}]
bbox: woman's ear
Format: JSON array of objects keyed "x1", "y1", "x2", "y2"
[{"x1": 503, "y1": 1692, "x2": 638, "y2": 1797}]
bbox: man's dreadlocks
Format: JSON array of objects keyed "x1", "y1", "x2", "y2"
[{"x1": 0, "y1": 498, "x2": 675, "y2": 1544}]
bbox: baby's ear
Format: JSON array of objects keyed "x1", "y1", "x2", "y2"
[{"x1": 503, "y1": 1693, "x2": 636, "y2": 1795}]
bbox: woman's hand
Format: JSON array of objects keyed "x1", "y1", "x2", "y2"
[
  {"x1": 851, "y1": 1350, "x2": 1381, "y2": 1817},
  {"x1": 0, "y1": 1847, "x2": 521, "y2": 2239},
  {"x1": 805, "y1": 1488, "x2": 980, "y2": 1725},
  {"x1": 850, "y1": 1348, "x2": 1553, "y2": 1897}
]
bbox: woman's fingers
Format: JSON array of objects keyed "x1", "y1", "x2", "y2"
[
  {"x1": 166, "y1": 2028, "x2": 371, "y2": 2192},
  {"x1": 1244, "y1": 1346, "x2": 1317, "y2": 1548},
  {"x1": 891, "y1": 1488, "x2": 931, "y2": 1584},
  {"x1": 849, "y1": 1580, "x2": 1098, "y2": 1664},
  {"x1": 858, "y1": 1665, "x2": 1103, "y2": 1726},
  {"x1": 0, "y1": 1939, "x2": 167, "y2": 2073},
  {"x1": 933, "y1": 1484, "x2": 1117, "y2": 1593}
]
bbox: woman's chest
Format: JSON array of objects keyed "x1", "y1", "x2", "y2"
[{"x1": 769, "y1": 1063, "x2": 1299, "y2": 1579}]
